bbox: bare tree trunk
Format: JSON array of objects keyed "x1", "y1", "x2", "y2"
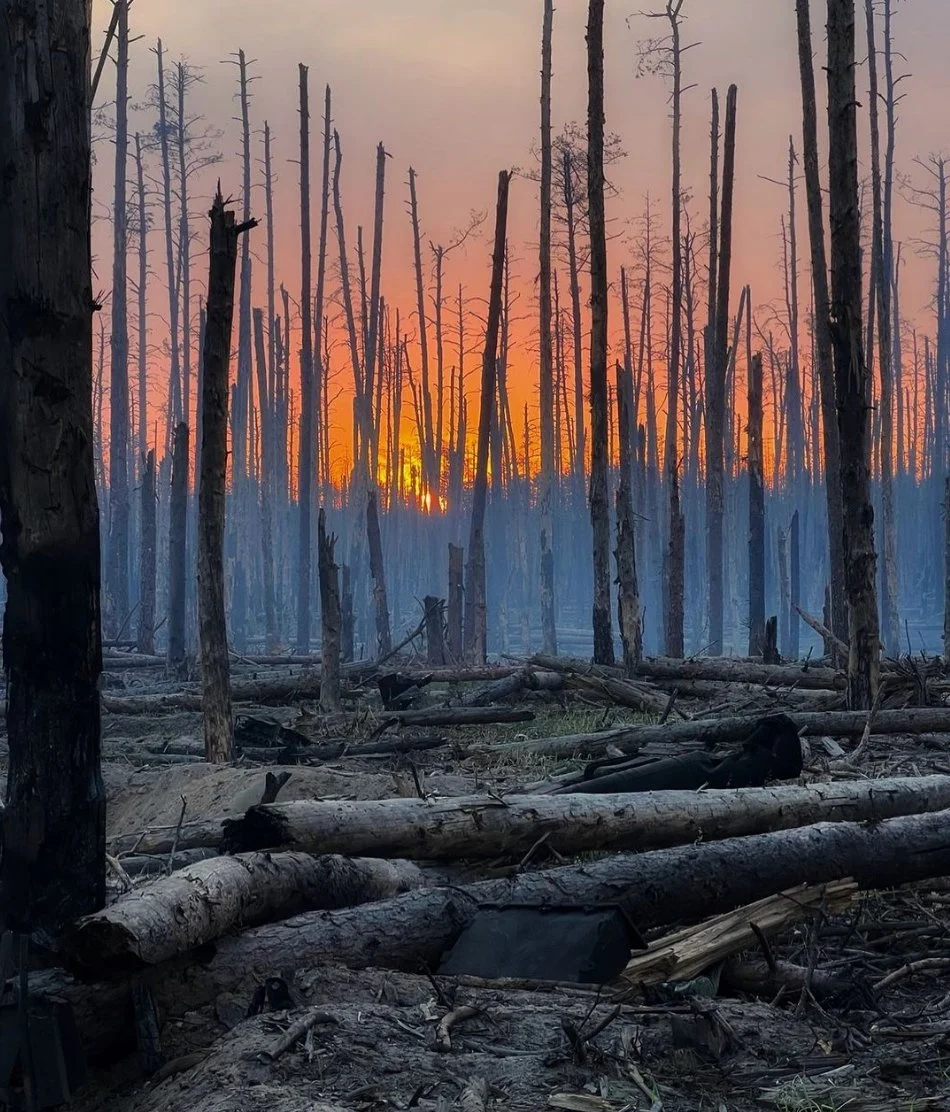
[
  {"x1": 296, "y1": 65, "x2": 314, "y2": 654},
  {"x1": 424, "y1": 597, "x2": 447, "y2": 667},
  {"x1": 108, "y1": 0, "x2": 131, "y2": 635},
  {"x1": 253, "y1": 308, "x2": 279, "y2": 653},
  {"x1": 367, "y1": 490, "x2": 392, "y2": 657},
  {"x1": 587, "y1": 0, "x2": 614, "y2": 666},
  {"x1": 464, "y1": 172, "x2": 511, "y2": 663},
  {"x1": 362, "y1": 143, "x2": 387, "y2": 480},
  {"x1": 447, "y1": 543, "x2": 464, "y2": 663},
  {"x1": 318, "y1": 509, "x2": 342, "y2": 712},
  {"x1": 155, "y1": 39, "x2": 182, "y2": 441},
  {"x1": 199, "y1": 192, "x2": 253, "y2": 762},
  {"x1": 827, "y1": 0, "x2": 881, "y2": 709},
  {"x1": 0, "y1": 0, "x2": 106, "y2": 927},
  {"x1": 167, "y1": 422, "x2": 189, "y2": 677},
  {"x1": 341, "y1": 564, "x2": 354, "y2": 664},
  {"x1": 408, "y1": 168, "x2": 435, "y2": 492},
  {"x1": 945, "y1": 476, "x2": 950, "y2": 660},
  {"x1": 314, "y1": 86, "x2": 332, "y2": 491},
  {"x1": 795, "y1": 0, "x2": 847, "y2": 654},
  {"x1": 748, "y1": 352, "x2": 766, "y2": 655},
  {"x1": 538, "y1": 0, "x2": 558, "y2": 657},
  {"x1": 137, "y1": 451, "x2": 157, "y2": 656},
  {"x1": 790, "y1": 509, "x2": 801, "y2": 660},
  {"x1": 564, "y1": 149, "x2": 586, "y2": 499},
  {"x1": 615, "y1": 364, "x2": 642, "y2": 673},
  {"x1": 134, "y1": 131, "x2": 148, "y2": 459}
]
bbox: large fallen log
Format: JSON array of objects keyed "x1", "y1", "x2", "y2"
[
  {"x1": 380, "y1": 706, "x2": 534, "y2": 728},
  {"x1": 67, "y1": 852, "x2": 439, "y2": 977},
  {"x1": 494, "y1": 708, "x2": 950, "y2": 760},
  {"x1": 44, "y1": 807, "x2": 950, "y2": 1059},
  {"x1": 222, "y1": 775, "x2": 950, "y2": 861},
  {"x1": 101, "y1": 672, "x2": 322, "y2": 714}
]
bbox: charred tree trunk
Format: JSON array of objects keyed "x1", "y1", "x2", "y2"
[
  {"x1": 790, "y1": 509, "x2": 801, "y2": 660},
  {"x1": 107, "y1": 0, "x2": 131, "y2": 635},
  {"x1": 424, "y1": 597, "x2": 447, "y2": 667},
  {"x1": 614, "y1": 364, "x2": 642, "y2": 673},
  {"x1": 748, "y1": 353, "x2": 766, "y2": 656},
  {"x1": 827, "y1": 0, "x2": 881, "y2": 709},
  {"x1": 538, "y1": 0, "x2": 558, "y2": 657},
  {"x1": 367, "y1": 490, "x2": 392, "y2": 657},
  {"x1": 795, "y1": 0, "x2": 847, "y2": 654},
  {"x1": 134, "y1": 131, "x2": 148, "y2": 458},
  {"x1": 314, "y1": 86, "x2": 332, "y2": 490},
  {"x1": 136, "y1": 451, "x2": 157, "y2": 656},
  {"x1": 0, "y1": 0, "x2": 106, "y2": 928},
  {"x1": 408, "y1": 168, "x2": 435, "y2": 492},
  {"x1": 464, "y1": 172, "x2": 511, "y2": 663},
  {"x1": 447, "y1": 543, "x2": 464, "y2": 664},
  {"x1": 587, "y1": 0, "x2": 614, "y2": 666},
  {"x1": 166, "y1": 422, "x2": 189, "y2": 677},
  {"x1": 199, "y1": 192, "x2": 253, "y2": 763},
  {"x1": 318, "y1": 509, "x2": 342, "y2": 713},
  {"x1": 253, "y1": 308, "x2": 279, "y2": 653},
  {"x1": 296, "y1": 65, "x2": 314, "y2": 654}
]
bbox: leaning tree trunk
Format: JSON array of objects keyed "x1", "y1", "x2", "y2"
[
  {"x1": 748, "y1": 353, "x2": 766, "y2": 655},
  {"x1": 587, "y1": 0, "x2": 614, "y2": 666},
  {"x1": 0, "y1": 0, "x2": 106, "y2": 929},
  {"x1": 198, "y1": 192, "x2": 254, "y2": 763},
  {"x1": 136, "y1": 450, "x2": 157, "y2": 656},
  {"x1": 107, "y1": 0, "x2": 131, "y2": 635},
  {"x1": 463, "y1": 172, "x2": 511, "y2": 663},
  {"x1": 795, "y1": 0, "x2": 847, "y2": 655},
  {"x1": 826, "y1": 0, "x2": 881, "y2": 709},
  {"x1": 538, "y1": 0, "x2": 558, "y2": 656},
  {"x1": 318, "y1": 508, "x2": 343, "y2": 712}
]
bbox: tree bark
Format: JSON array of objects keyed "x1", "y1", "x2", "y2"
[
  {"x1": 795, "y1": 0, "x2": 847, "y2": 654},
  {"x1": 134, "y1": 131, "x2": 148, "y2": 458},
  {"x1": 826, "y1": 0, "x2": 881, "y2": 709},
  {"x1": 0, "y1": 0, "x2": 106, "y2": 929},
  {"x1": 538, "y1": 0, "x2": 558, "y2": 657},
  {"x1": 367, "y1": 490, "x2": 392, "y2": 657},
  {"x1": 253, "y1": 307, "x2": 279, "y2": 653},
  {"x1": 447, "y1": 544, "x2": 464, "y2": 663},
  {"x1": 66, "y1": 853, "x2": 437, "y2": 978},
  {"x1": 318, "y1": 508, "x2": 343, "y2": 712},
  {"x1": 166, "y1": 423, "x2": 189, "y2": 676},
  {"x1": 587, "y1": 0, "x2": 614, "y2": 666},
  {"x1": 136, "y1": 451, "x2": 157, "y2": 656},
  {"x1": 614, "y1": 362, "x2": 642, "y2": 674},
  {"x1": 199, "y1": 192, "x2": 253, "y2": 763},
  {"x1": 464, "y1": 172, "x2": 511, "y2": 663},
  {"x1": 424, "y1": 596, "x2": 447, "y2": 667},
  {"x1": 225, "y1": 776, "x2": 950, "y2": 863},
  {"x1": 748, "y1": 353, "x2": 766, "y2": 655},
  {"x1": 296, "y1": 65, "x2": 314, "y2": 654}
]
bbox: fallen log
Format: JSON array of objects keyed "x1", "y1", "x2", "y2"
[
  {"x1": 380, "y1": 706, "x2": 534, "y2": 728},
  {"x1": 221, "y1": 775, "x2": 950, "y2": 860},
  {"x1": 67, "y1": 852, "x2": 438, "y2": 977},
  {"x1": 494, "y1": 708, "x2": 950, "y2": 760},
  {"x1": 42, "y1": 807, "x2": 950, "y2": 1058}
]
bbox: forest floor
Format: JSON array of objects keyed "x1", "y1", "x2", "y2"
[{"x1": 4, "y1": 656, "x2": 950, "y2": 1112}]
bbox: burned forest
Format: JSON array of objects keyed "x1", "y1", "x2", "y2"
[{"x1": 4, "y1": 1, "x2": 950, "y2": 1110}]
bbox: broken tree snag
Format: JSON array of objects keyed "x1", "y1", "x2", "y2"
[
  {"x1": 366, "y1": 490, "x2": 392, "y2": 657},
  {"x1": 424, "y1": 596, "x2": 447, "y2": 666},
  {"x1": 464, "y1": 171, "x2": 511, "y2": 664},
  {"x1": 748, "y1": 352, "x2": 766, "y2": 656},
  {"x1": 166, "y1": 421, "x2": 189, "y2": 678},
  {"x1": 223, "y1": 776, "x2": 950, "y2": 861},
  {"x1": 199, "y1": 189, "x2": 256, "y2": 764},
  {"x1": 827, "y1": 0, "x2": 881, "y2": 709},
  {"x1": 0, "y1": 0, "x2": 106, "y2": 929},
  {"x1": 763, "y1": 615, "x2": 780, "y2": 664},
  {"x1": 945, "y1": 476, "x2": 950, "y2": 664},
  {"x1": 447, "y1": 544, "x2": 464, "y2": 663},
  {"x1": 136, "y1": 450, "x2": 157, "y2": 656},
  {"x1": 318, "y1": 508, "x2": 343, "y2": 712},
  {"x1": 66, "y1": 853, "x2": 435, "y2": 978},
  {"x1": 614, "y1": 362, "x2": 642, "y2": 674}
]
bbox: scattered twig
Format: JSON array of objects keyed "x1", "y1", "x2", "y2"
[
  {"x1": 259, "y1": 1007, "x2": 338, "y2": 1062},
  {"x1": 434, "y1": 1005, "x2": 483, "y2": 1052}
]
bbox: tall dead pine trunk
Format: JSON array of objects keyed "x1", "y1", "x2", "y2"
[
  {"x1": 538, "y1": 0, "x2": 558, "y2": 656},
  {"x1": 0, "y1": 0, "x2": 106, "y2": 928},
  {"x1": 826, "y1": 0, "x2": 881, "y2": 708},
  {"x1": 587, "y1": 0, "x2": 614, "y2": 666},
  {"x1": 137, "y1": 450, "x2": 157, "y2": 656},
  {"x1": 198, "y1": 191, "x2": 254, "y2": 762},
  {"x1": 367, "y1": 490, "x2": 392, "y2": 657},
  {"x1": 447, "y1": 543, "x2": 464, "y2": 663},
  {"x1": 614, "y1": 364, "x2": 642, "y2": 673},
  {"x1": 167, "y1": 422, "x2": 189, "y2": 676},
  {"x1": 464, "y1": 172, "x2": 511, "y2": 663},
  {"x1": 296, "y1": 65, "x2": 315, "y2": 653},
  {"x1": 253, "y1": 307, "x2": 279, "y2": 652},
  {"x1": 318, "y1": 509, "x2": 342, "y2": 712},
  {"x1": 748, "y1": 353, "x2": 766, "y2": 656}
]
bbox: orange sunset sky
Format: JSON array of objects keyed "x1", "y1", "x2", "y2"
[{"x1": 90, "y1": 0, "x2": 950, "y2": 481}]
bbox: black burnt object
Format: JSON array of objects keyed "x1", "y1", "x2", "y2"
[
  {"x1": 377, "y1": 672, "x2": 434, "y2": 710},
  {"x1": 558, "y1": 713, "x2": 803, "y2": 795},
  {"x1": 437, "y1": 904, "x2": 647, "y2": 984}
]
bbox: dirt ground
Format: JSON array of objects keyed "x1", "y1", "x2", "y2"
[{"x1": 6, "y1": 665, "x2": 950, "y2": 1111}]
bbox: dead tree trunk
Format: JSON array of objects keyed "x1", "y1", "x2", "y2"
[
  {"x1": 253, "y1": 307, "x2": 279, "y2": 653},
  {"x1": 166, "y1": 422, "x2": 189, "y2": 677},
  {"x1": 296, "y1": 65, "x2": 314, "y2": 654},
  {"x1": 827, "y1": 0, "x2": 881, "y2": 708},
  {"x1": 0, "y1": 0, "x2": 106, "y2": 927},
  {"x1": 137, "y1": 451, "x2": 157, "y2": 656},
  {"x1": 107, "y1": 0, "x2": 131, "y2": 635},
  {"x1": 134, "y1": 131, "x2": 148, "y2": 458},
  {"x1": 790, "y1": 509, "x2": 801, "y2": 660},
  {"x1": 408, "y1": 168, "x2": 435, "y2": 492},
  {"x1": 748, "y1": 352, "x2": 766, "y2": 655},
  {"x1": 314, "y1": 85, "x2": 332, "y2": 489},
  {"x1": 318, "y1": 509, "x2": 343, "y2": 712},
  {"x1": 199, "y1": 192, "x2": 254, "y2": 762},
  {"x1": 367, "y1": 490, "x2": 392, "y2": 657},
  {"x1": 615, "y1": 364, "x2": 642, "y2": 673},
  {"x1": 464, "y1": 172, "x2": 511, "y2": 663},
  {"x1": 424, "y1": 597, "x2": 447, "y2": 667},
  {"x1": 447, "y1": 543, "x2": 464, "y2": 663},
  {"x1": 795, "y1": 0, "x2": 847, "y2": 654},
  {"x1": 587, "y1": 0, "x2": 614, "y2": 665},
  {"x1": 538, "y1": 0, "x2": 558, "y2": 657}
]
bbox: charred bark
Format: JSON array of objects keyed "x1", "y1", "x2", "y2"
[
  {"x1": 136, "y1": 451, "x2": 157, "y2": 656},
  {"x1": 318, "y1": 508, "x2": 343, "y2": 712}
]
